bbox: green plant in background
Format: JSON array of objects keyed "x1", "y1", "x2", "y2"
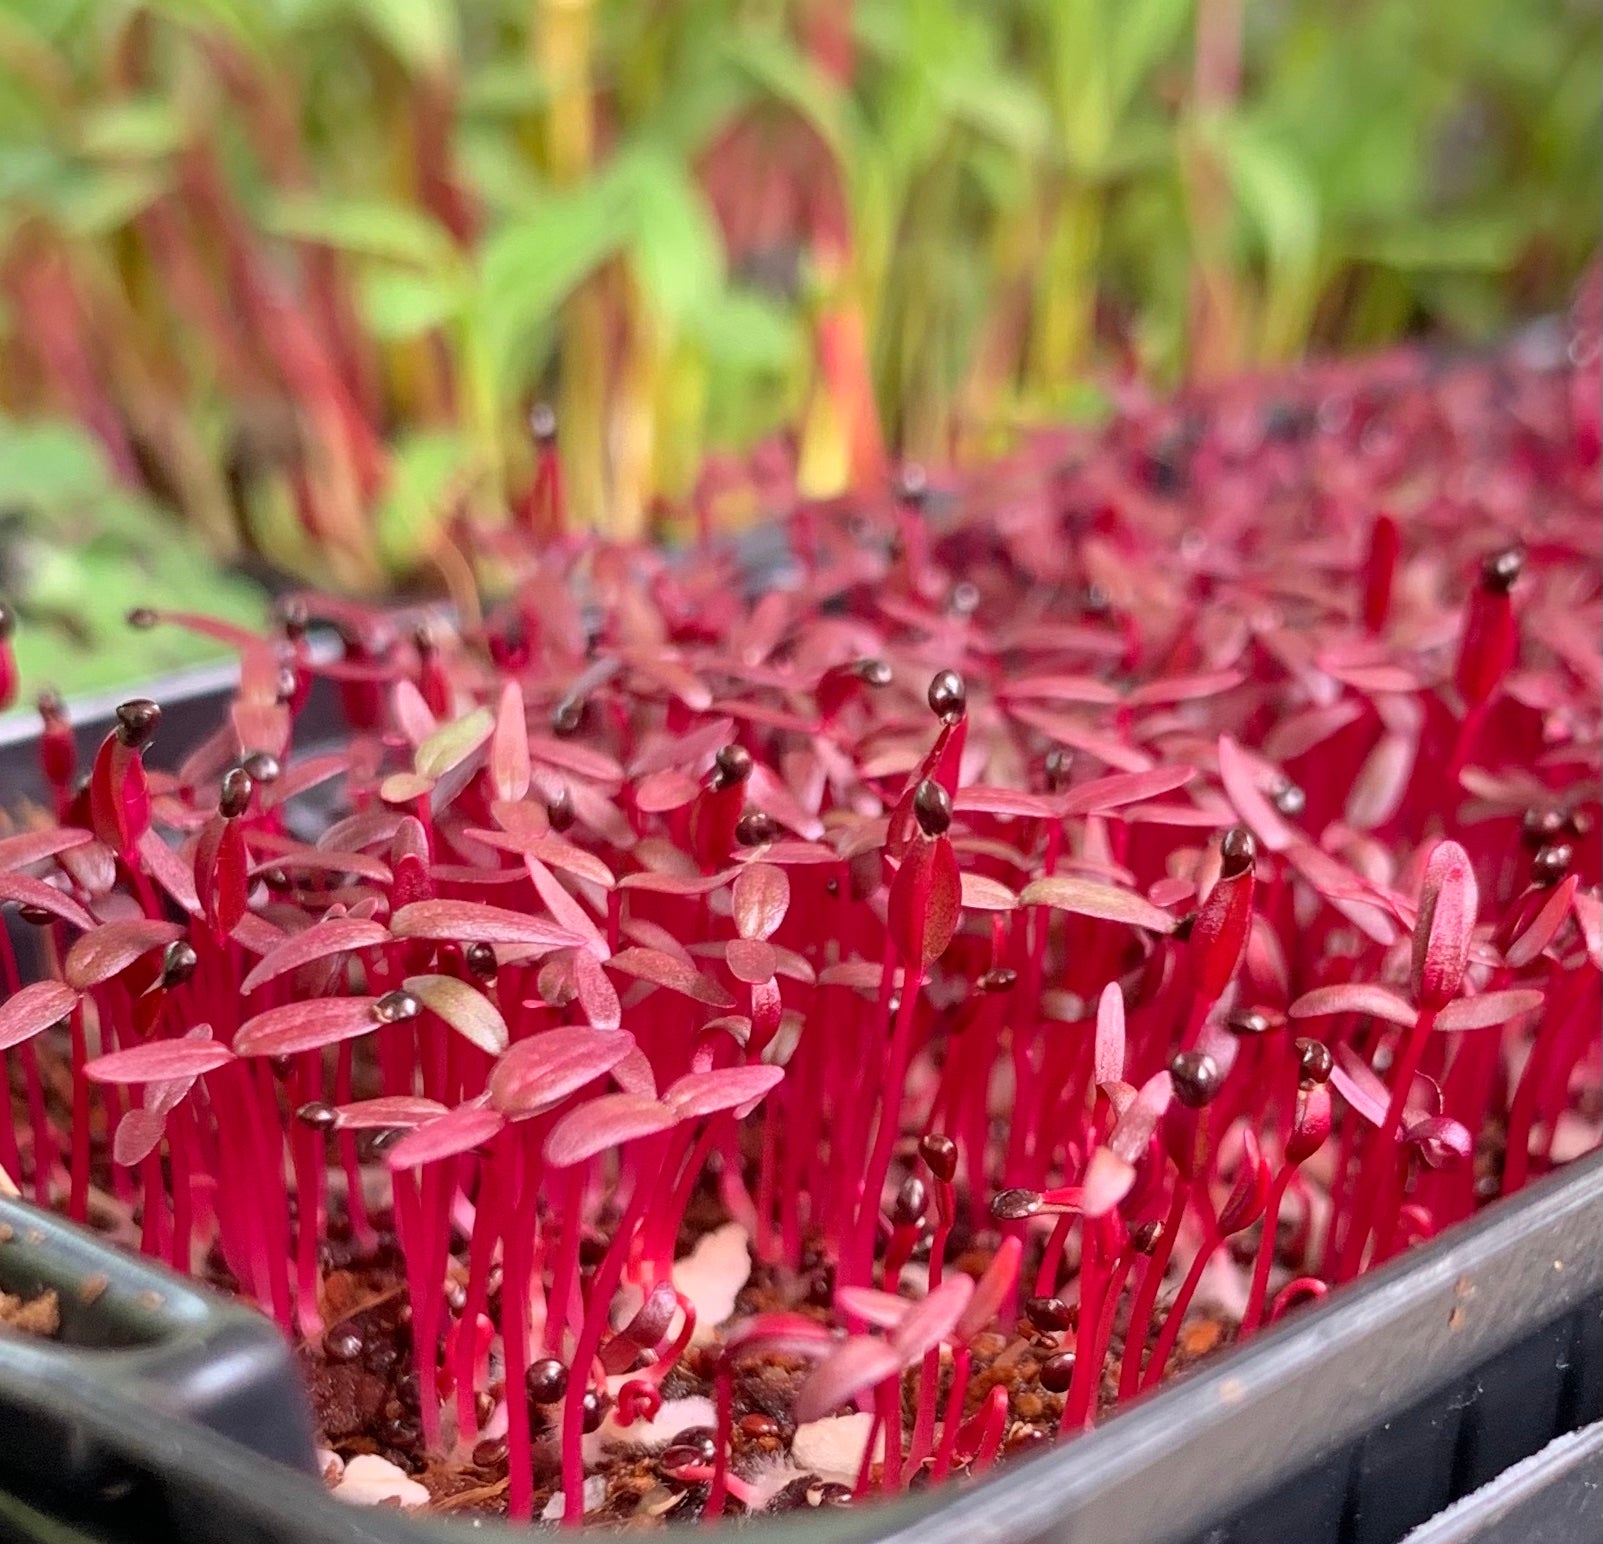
[{"x1": 0, "y1": 0, "x2": 1595, "y2": 614}]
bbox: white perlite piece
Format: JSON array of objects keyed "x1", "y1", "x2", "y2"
[
  {"x1": 672, "y1": 1221, "x2": 752, "y2": 1344},
  {"x1": 583, "y1": 1394, "x2": 719, "y2": 1464},
  {"x1": 790, "y1": 1412, "x2": 883, "y2": 1483},
  {"x1": 542, "y1": 1475, "x2": 607, "y2": 1521},
  {"x1": 332, "y1": 1453, "x2": 430, "y2": 1509}
]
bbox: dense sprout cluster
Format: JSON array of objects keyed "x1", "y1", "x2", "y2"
[{"x1": 0, "y1": 312, "x2": 1598, "y2": 1524}]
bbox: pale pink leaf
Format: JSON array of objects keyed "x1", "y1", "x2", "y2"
[
  {"x1": 391, "y1": 680, "x2": 437, "y2": 747},
  {"x1": 0, "y1": 872, "x2": 95, "y2": 932},
  {"x1": 606, "y1": 947, "x2": 735, "y2": 1008},
  {"x1": 544, "y1": 1092, "x2": 679, "y2": 1167},
  {"x1": 0, "y1": 828, "x2": 93, "y2": 872},
  {"x1": 1503, "y1": 876, "x2": 1579, "y2": 968},
  {"x1": 391, "y1": 900, "x2": 586, "y2": 952},
  {"x1": 664, "y1": 1063, "x2": 784, "y2": 1120},
  {"x1": 1289, "y1": 984, "x2": 1419, "y2": 1028},
  {"x1": 488, "y1": 1027, "x2": 634, "y2": 1116},
  {"x1": 0, "y1": 981, "x2": 81, "y2": 1051},
  {"x1": 333, "y1": 1096, "x2": 449, "y2": 1130},
  {"x1": 403, "y1": 974, "x2": 509, "y2": 1055},
  {"x1": 725, "y1": 938, "x2": 778, "y2": 985},
  {"x1": 960, "y1": 873, "x2": 1017, "y2": 912},
  {"x1": 952, "y1": 787, "x2": 1063, "y2": 820},
  {"x1": 87, "y1": 1036, "x2": 235, "y2": 1084},
  {"x1": 890, "y1": 1275, "x2": 973, "y2": 1363},
  {"x1": 234, "y1": 997, "x2": 383, "y2": 1057},
  {"x1": 1216, "y1": 735, "x2": 1298, "y2": 852},
  {"x1": 1060, "y1": 766, "x2": 1197, "y2": 817},
  {"x1": 490, "y1": 682, "x2": 531, "y2": 803},
  {"x1": 1093, "y1": 982, "x2": 1125, "y2": 1086},
  {"x1": 1108, "y1": 1071, "x2": 1173, "y2": 1162},
  {"x1": 1345, "y1": 734, "x2": 1416, "y2": 831},
  {"x1": 64, "y1": 920, "x2": 186, "y2": 990},
  {"x1": 1080, "y1": 1147, "x2": 1136, "y2": 1218},
  {"x1": 732, "y1": 863, "x2": 790, "y2": 941},
  {"x1": 1434, "y1": 989, "x2": 1544, "y2": 1033},
  {"x1": 573, "y1": 950, "x2": 622, "y2": 1029},
  {"x1": 1411, "y1": 841, "x2": 1478, "y2": 1009},
  {"x1": 387, "y1": 1103, "x2": 506, "y2": 1169},
  {"x1": 241, "y1": 918, "x2": 390, "y2": 994},
  {"x1": 1017, "y1": 875, "x2": 1176, "y2": 933},
  {"x1": 954, "y1": 1235, "x2": 1021, "y2": 1343},
  {"x1": 793, "y1": 1336, "x2": 904, "y2": 1423},
  {"x1": 1330, "y1": 1046, "x2": 1392, "y2": 1127}
]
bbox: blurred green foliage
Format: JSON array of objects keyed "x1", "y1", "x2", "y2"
[{"x1": 0, "y1": 0, "x2": 1595, "y2": 629}]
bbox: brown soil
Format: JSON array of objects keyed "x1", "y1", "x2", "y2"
[{"x1": 0, "y1": 1286, "x2": 62, "y2": 1339}]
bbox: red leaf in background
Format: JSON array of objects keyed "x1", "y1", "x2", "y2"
[
  {"x1": 1081, "y1": 1147, "x2": 1137, "y2": 1218},
  {"x1": 1093, "y1": 981, "x2": 1126, "y2": 1087},
  {"x1": 86, "y1": 1035, "x2": 235, "y2": 1084},
  {"x1": 524, "y1": 857, "x2": 608, "y2": 956},
  {"x1": 888, "y1": 836, "x2": 961, "y2": 966},
  {"x1": 616, "y1": 867, "x2": 737, "y2": 897},
  {"x1": 525, "y1": 734, "x2": 625, "y2": 786},
  {"x1": 1504, "y1": 875, "x2": 1580, "y2": 968},
  {"x1": 1108, "y1": 1071, "x2": 1173, "y2": 1163},
  {"x1": 1289, "y1": 983, "x2": 1419, "y2": 1029},
  {"x1": 248, "y1": 844, "x2": 392, "y2": 884},
  {"x1": 958, "y1": 873, "x2": 1017, "y2": 911},
  {"x1": 138, "y1": 829, "x2": 202, "y2": 916},
  {"x1": 1330, "y1": 1045, "x2": 1392, "y2": 1127},
  {"x1": 952, "y1": 786, "x2": 1063, "y2": 819},
  {"x1": 234, "y1": 997, "x2": 383, "y2": 1057},
  {"x1": 1127, "y1": 670, "x2": 1245, "y2": 708},
  {"x1": 391, "y1": 900, "x2": 586, "y2": 953},
  {"x1": 793, "y1": 1335, "x2": 904, "y2": 1423},
  {"x1": 544, "y1": 1092, "x2": 679, "y2": 1167},
  {"x1": 392, "y1": 680, "x2": 438, "y2": 749},
  {"x1": 1217, "y1": 1129, "x2": 1270, "y2": 1235},
  {"x1": 64, "y1": 920, "x2": 186, "y2": 990},
  {"x1": 1434, "y1": 989, "x2": 1544, "y2": 1033},
  {"x1": 386, "y1": 1103, "x2": 507, "y2": 1169},
  {"x1": 0, "y1": 828, "x2": 92, "y2": 872},
  {"x1": 1217, "y1": 736, "x2": 1298, "y2": 852},
  {"x1": 732, "y1": 862, "x2": 790, "y2": 941},
  {"x1": 1411, "y1": 840, "x2": 1479, "y2": 1010},
  {"x1": 629, "y1": 716, "x2": 738, "y2": 780},
  {"x1": 0, "y1": 872, "x2": 96, "y2": 933},
  {"x1": 663, "y1": 1063, "x2": 784, "y2": 1119},
  {"x1": 1403, "y1": 1114, "x2": 1474, "y2": 1168},
  {"x1": 606, "y1": 948, "x2": 735, "y2": 1008},
  {"x1": 1017, "y1": 875, "x2": 1176, "y2": 934},
  {"x1": 240, "y1": 918, "x2": 390, "y2": 994},
  {"x1": 490, "y1": 681, "x2": 531, "y2": 803},
  {"x1": 954, "y1": 1235, "x2": 1022, "y2": 1344},
  {"x1": 890, "y1": 1275, "x2": 973, "y2": 1363},
  {"x1": 332, "y1": 1096, "x2": 449, "y2": 1130},
  {"x1": 195, "y1": 818, "x2": 247, "y2": 939},
  {"x1": 634, "y1": 770, "x2": 700, "y2": 813},
  {"x1": 488, "y1": 1027, "x2": 634, "y2": 1116},
  {"x1": 0, "y1": 981, "x2": 81, "y2": 1051}
]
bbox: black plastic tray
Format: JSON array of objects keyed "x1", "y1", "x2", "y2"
[{"x1": 1, "y1": 671, "x2": 1598, "y2": 1544}]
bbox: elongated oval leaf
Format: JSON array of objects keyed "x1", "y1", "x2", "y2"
[
  {"x1": 954, "y1": 1235, "x2": 1021, "y2": 1343},
  {"x1": 1411, "y1": 841, "x2": 1478, "y2": 1010},
  {"x1": 1289, "y1": 983, "x2": 1419, "y2": 1028},
  {"x1": 1504, "y1": 876, "x2": 1580, "y2": 968},
  {"x1": 387, "y1": 1103, "x2": 507, "y2": 1169},
  {"x1": 1329, "y1": 1045, "x2": 1392, "y2": 1127},
  {"x1": 87, "y1": 1036, "x2": 234, "y2": 1084},
  {"x1": 0, "y1": 873, "x2": 96, "y2": 933},
  {"x1": 64, "y1": 920, "x2": 186, "y2": 990},
  {"x1": 1093, "y1": 981, "x2": 1125, "y2": 1087},
  {"x1": 1061, "y1": 766, "x2": 1197, "y2": 816},
  {"x1": 793, "y1": 1335, "x2": 905, "y2": 1424},
  {"x1": 0, "y1": 981, "x2": 81, "y2": 1051},
  {"x1": 732, "y1": 863, "x2": 789, "y2": 941},
  {"x1": 0, "y1": 828, "x2": 93, "y2": 873},
  {"x1": 333, "y1": 1096, "x2": 449, "y2": 1130},
  {"x1": 663, "y1": 1064, "x2": 784, "y2": 1120},
  {"x1": 488, "y1": 1027, "x2": 634, "y2": 1116},
  {"x1": 960, "y1": 873, "x2": 1017, "y2": 912},
  {"x1": 235, "y1": 997, "x2": 383, "y2": 1057},
  {"x1": 1217, "y1": 735, "x2": 1297, "y2": 852},
  {"x1": 1018, "y1": 875, "x2": 1176, "y2": 933},
  {"x1": 391, "y1": 900, "x2": 587, "y2": 952},
  {"x1": 1081, "y1": 1147, "x2": 1137, "y2": 1218},
  {"x1": 241, "y1": 918, "x2": 391, "y2": 994},
  {"x1": 1108, "y1": 1070, "x2": 1172, "y2": 1162},
  {"x1": 544, "y1": 1092, "x2": 679, "y2": 1167},
  {"x1": 1434, "y1": 989, "x2": 1544, "y2": 1033},
  {"x1": 890, "y1": 1274, "x2": 973, "y2": 1363},
  {"x1": 403, "y1": 974, "x2": 509, "y2": 1055},
  {"x1": 606, "y1": 947, "x2": 735, "y2": 1008},
  {"x1": 725, "y1": 938, "x2": 778, "y2": 985}
]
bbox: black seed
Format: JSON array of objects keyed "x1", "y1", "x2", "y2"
[
  {"x1": 918, "y1": 1132, "x2": 958, "y2": 1183},
  {"x1": 1044, "y1": 748, "x2": 1073, "y2": 791},
  {"x1": 992, "y1": 1187, "x2": 1043, "y2": 1221},
  {"x1": 1025, "y1": 1296, "x2": 1073, "y2": 1333},
  {"x1": 1039, "y1": 1351, "x2": 1076, "y2": 1393},
  {"x1": 978, "y1": 966, "x2": 1017, "y2": 993},
  {"x1": 17, "y1": 905, "x2": 53, "y2": 926},
  {"x1": 241, "y1": 751, "x2": 281, "y2": 784},
  {"x1": 373, "y1": 990, "x2": 421, "y2": 1024},
  {"x1": 297, "y1": 1101, "x2": 337, "y2": 1131},
  {"x1": 854, "y1": 658, "x2": 893, "y2": 687},
  {"x1": 530, "y1": 403, "x2": 557, "y2": 444},
  {"x1": 465, "y1": 942, "x2": 497, "y2": 980},
  {"x1": 1521, "y1": 806, "x2": 1566, "y2": 848},
  {"x1": 161, "y1": 940, "x2": 198, "y2": 988},
  {"x1": 736, "y1": 811, "x2": 778, "y2": 847},
  {"x1": 323, "y1": 1326, "x2": 364, "y2": 1362},
  {"x1": 714, "y1": 744, "x2": 752, "y2": 787},
  {"x1": 927, "y1": 669, "x2": 966, "y2": 722},
  {"x1": 1532, "y1": 843, "x2": 1572, "y2": 887},
  {"x1": 219, "y1": 767, "x2": 253, "y2": 819},
  {"x1": 1219, "y1": 825, "x2": 1256, "y2": 878},
  {"x1": 551, "y1": 699, "x2": 584, "y2": 736},
  {"x1": 1227, "y1": 1009, "x2": 1272, "y2": 1037},
  {"x1": 1270, "y1": 780, "x2": 1305, "y2": 817},
  {"x1": 1481, "y1": 547, "x2": 1524, "y2": 593},
  {"x1": 525, "y1": 1358, "x2": 568, "y2": 1404},
  {"x1": 126, "y1": 607, "x2": 157, "y2": 631},
  {"x1": 895, "y1": 463, "x2": 929, "y2": 508},
  {"x1": 115, "y1": 699, "x2": 161, "y2": 749},
  {"x1": 580, "y1": 1389, "x2": 608, "y2": 1434},
  {"x1": 950, "y1": 581, "x2": 980, "y2": 617},
  {"x1": 913, "y1": 777, "x2": 952, "y2": 837},
  {"x1": 472, "y1": 1438, "x2": 508, "y2": 1469},
  {"x1": 1130, "y1": 1220, "x2": 1165, "y2": 1255},
  {"x1": 1169, "y1": 1050, "x2": 1223, "y2": 1108},
  {"x1": 1171, "y1": 911, "x2": 1198, "y2": 942},
  {"x1": 892, "y1": 1175, "x2": 928, "y2": 1227},
  {"x1": 1295, "y1": 1038, "x2": 1333, "y2": 1086},
  {"x1": 546, "y1": 785, "x2": 575, "y2": 832}
]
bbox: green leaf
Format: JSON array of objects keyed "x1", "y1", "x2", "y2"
[
  {"x1": 78, "y1": 98, "x2": 187, "y2": 161},
  {"x1": 724, "y1": 33, "x2": 852, "y2": 165},
  {"x1": 1107, "y1": 0, "x2": 1194, "y2": 123},
  {"x1": 692, "y1": 287, "x2": 803, "y2": 374},
  {"x1": 1214, "y1": 118, "x2": 1320, "y2": 273},
  {"x1": 261, "y1": 194, "x2": 456, "y2": 267},
  {"x1": 0, "y1": 419, "x2": 109, "y2": 508},
  {"x1": 360, "y1": 268, "x2": 467, "y2": 340},
  {"x1": 615, "y1": 147, "x2": 724, "y2": 327},
  {"x1": 373, "y1": 429, "x2": 475, "y2": 569},
  {"x1": 53, "y1": 165, "x2": 167, "y2": 235},
  {"x1": 347, "y1": 0, "x2": 459, "y2": 76},
  {"x1": 1348, "y1": 217, "x2": 1526, "y2": 274}
]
